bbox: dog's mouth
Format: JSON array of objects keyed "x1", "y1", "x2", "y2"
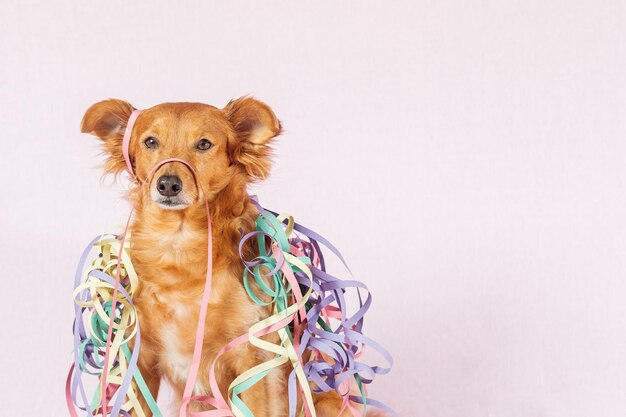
[
  {"x1": 150, "y1": 187, "x2": 192, "y2": 210},
  {"x1": 155, "y1": 196, "x2": 191, "y2": 210}
]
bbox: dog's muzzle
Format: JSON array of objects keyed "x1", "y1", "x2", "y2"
[{"x1": 150, "y1": 170, "x2": 194, "y2": 210}]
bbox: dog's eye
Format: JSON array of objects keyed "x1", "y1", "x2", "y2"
[
  {"x1": 144, "y1": 136, "x2": 159, "y2": 149},
  {"x1": 196, "y1": 138, "x2": 213, "y2": 151}
]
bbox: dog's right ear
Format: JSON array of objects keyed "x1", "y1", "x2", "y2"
[{"x1": 81, "y1": 99, "x2": 135, "y2": 175}]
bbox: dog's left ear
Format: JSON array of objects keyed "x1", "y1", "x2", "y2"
[{"x1": 224, "y1": 96, "x2": 282, "y2": 181}]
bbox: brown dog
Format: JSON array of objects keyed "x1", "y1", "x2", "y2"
[{"x1": 81, "y1": 98, "x2": 352, "y2": 417}]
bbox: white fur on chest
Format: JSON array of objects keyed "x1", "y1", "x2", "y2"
[
  {"x1": 149, "y1": 273, "x2": 229, "y2": 395},
  {"x1": 153, "y1": 224, "x2": 206, "y2": 265},
  {"x1": 160, "y1": 303, "x2": 208, "y2": 395}
]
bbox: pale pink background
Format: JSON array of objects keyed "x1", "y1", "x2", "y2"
[{"x1": 2, "y1": 1, "x2": 626, "y2": 416}]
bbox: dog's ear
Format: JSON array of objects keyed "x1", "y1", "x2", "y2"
[
  {"x1": 81, "y1": 99, "x2": 135, "y2": 175},
  {"x1": 224, "y1": 96, "x2": 282, "y2": 181}
]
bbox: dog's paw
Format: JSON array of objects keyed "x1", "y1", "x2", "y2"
[{"x1": 366, "y1": 409, "x2": 392, "y2": 417}]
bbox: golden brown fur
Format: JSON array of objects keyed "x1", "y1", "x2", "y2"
[{"x1": 81, "y1": 97, "x2": 351, "y2": 417}]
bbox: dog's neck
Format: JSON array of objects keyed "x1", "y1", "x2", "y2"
[{"x1": 128, "y1": 178, "x2": 258, "y2": 290}]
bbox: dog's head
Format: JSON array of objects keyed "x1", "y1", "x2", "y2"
[{"x1": 81, "y1": 98, "x2": 281, "y2": 210}]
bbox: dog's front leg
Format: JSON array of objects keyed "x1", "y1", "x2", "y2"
[
  {"x1": 129, "y1": 343, "x2": 161, "y2": 417},
  {"x1": 311, "y1": 390, "x2": 355, "y2": 417},
  {"x1": 226, "y1": 342, "x2": 287, "y2": 417}
]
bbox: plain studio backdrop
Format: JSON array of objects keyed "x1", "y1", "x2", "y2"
[{"x1": 1, "y1": 1, "x2": 626, "y2": 416}]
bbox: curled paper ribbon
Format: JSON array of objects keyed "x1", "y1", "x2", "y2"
[
  {"x1": 240, "y1": 205, "x2": 397, "y2": 417},
  {"x1": 67, "y1": 204, "x2": 396, "y2": 417},
  {"x1": 66, "y1": 233, "x2": 162, "y2": 417}
]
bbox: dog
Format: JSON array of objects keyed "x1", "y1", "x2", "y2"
[{"x1": 80, "y1": 97, "x2": 359, "y2": 417}]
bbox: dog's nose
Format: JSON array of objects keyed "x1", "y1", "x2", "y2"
[{"x1": 156, "y1": 175, "x2": 183, "y2": 197}]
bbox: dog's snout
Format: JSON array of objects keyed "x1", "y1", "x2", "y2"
[{"x1": 157, "y1": 175, "x2": 183, "y2": 197}]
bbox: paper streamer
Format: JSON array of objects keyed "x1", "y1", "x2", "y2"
[
  {"x1": 67, "y1": 233, "x2": 162, "y2": 417},
  {"x1": 67, "y1": 201, "x2": 396, "y2": 417},
  {"x1": 241, "y1": 204, "x2": 397, "y2": 417}
]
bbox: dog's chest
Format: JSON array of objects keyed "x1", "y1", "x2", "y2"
[
  {"x1": 148, "y1": 287, "x2": 217, "y2": 393},
  {"x1": 155, "y1": 295, "x2": 205, "y2": 390},
  {"x1": 138, "y1": 269, "x2": 261, "y2": 391}
]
